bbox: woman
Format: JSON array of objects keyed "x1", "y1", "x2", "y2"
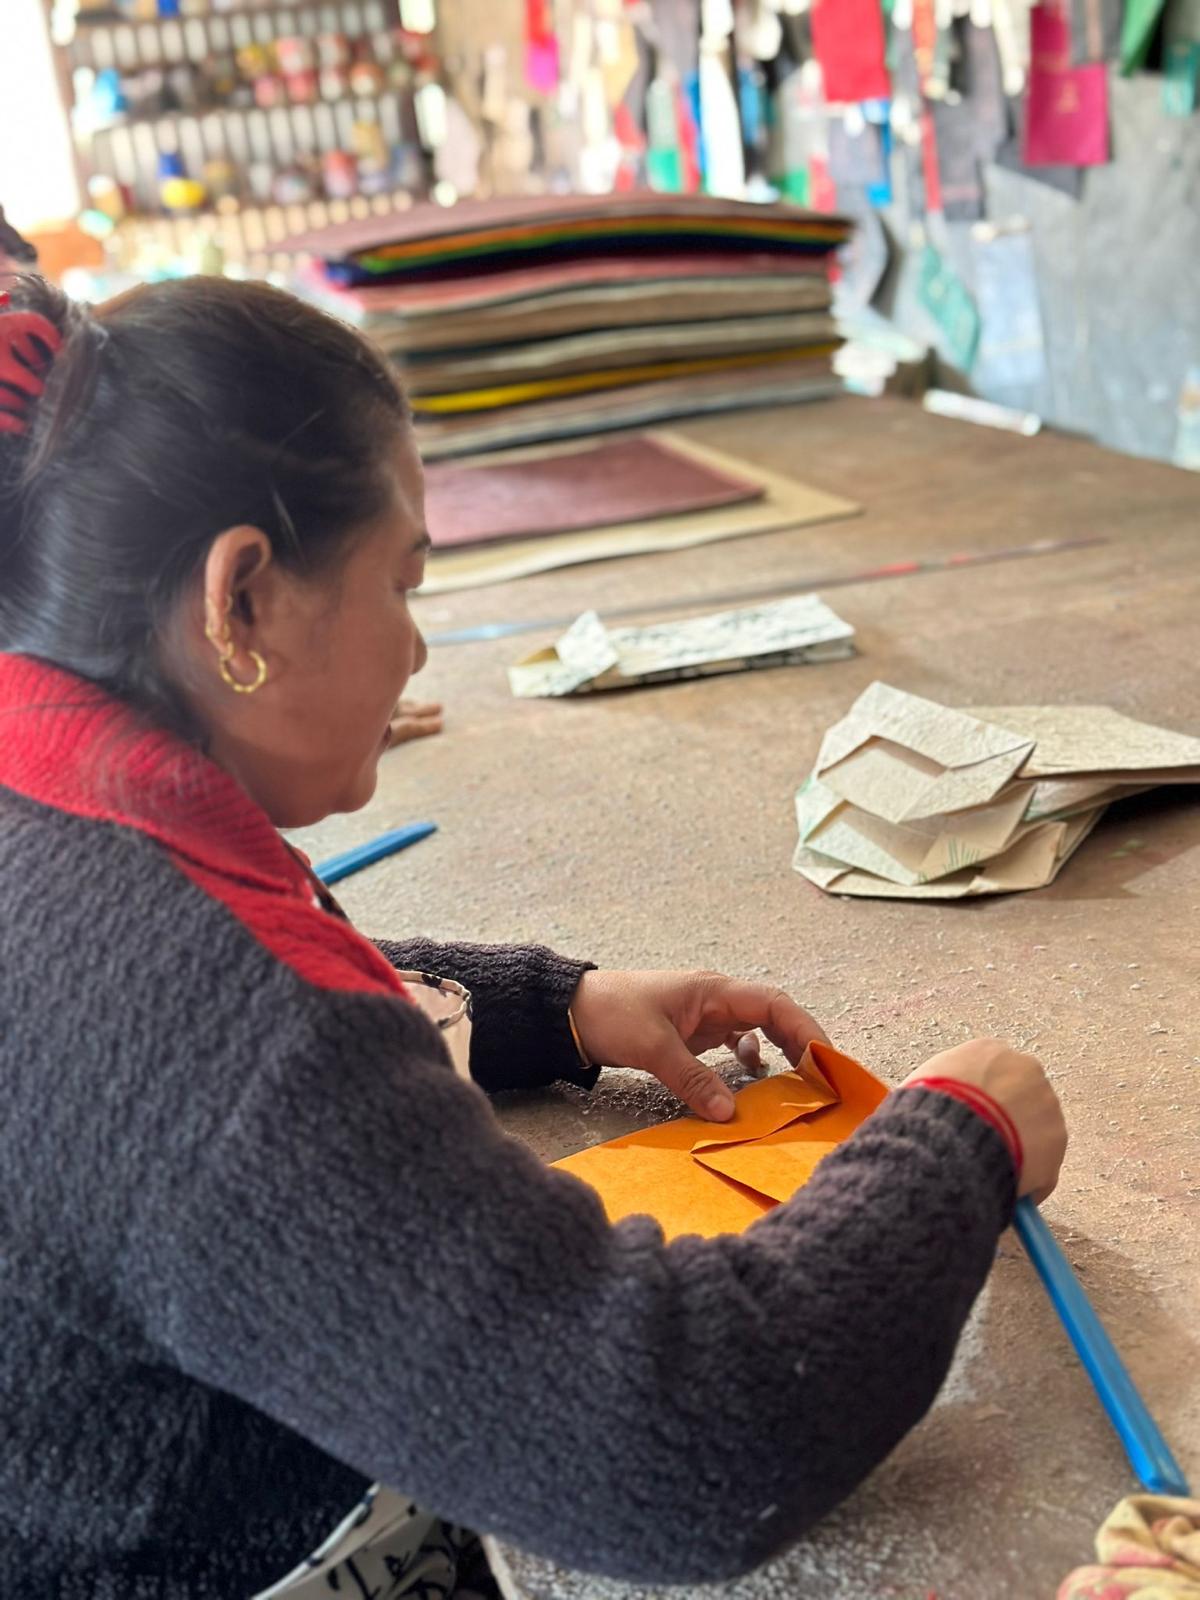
[{"x1": 0, "y1": 276, "x2": 1066, "y2": 1598}]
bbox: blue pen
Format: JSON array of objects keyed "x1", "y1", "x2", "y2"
[
  {"x1": 1014, "y1": 1197, "x2": 1189, "y2": 1496},
  {"x1": 314, "y1": 822, "x2": 437, "y2": 886}
]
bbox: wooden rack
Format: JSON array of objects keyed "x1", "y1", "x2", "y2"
[{"x1": 44, "y1": 0, "x2": 438, "y2": 268}]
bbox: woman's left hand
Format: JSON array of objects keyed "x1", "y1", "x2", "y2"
[
  {"x1": 569, "y1": 969, "x2": 830, "y2": 1122},
  {"x1": 386, "y1": 699, "x2": 443, "y2": 747}
]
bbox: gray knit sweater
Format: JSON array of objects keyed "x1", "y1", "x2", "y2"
[{"x1": 0, "y1": 655, "x2": 1015, "y2": 1598}]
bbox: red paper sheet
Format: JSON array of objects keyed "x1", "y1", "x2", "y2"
[
  {"x1": 1023, "y1": 3, "x2": 1110, "y2": 167},
  {"x1": 810, "y1": 0, "x2": 891, "y2": 104},
  {"x1": 423, "y1": 434, "x2": 763, "y2": 548},
  {"x1": 912, "y1": 0, "x2": 939, "y2": 91},
  {"x1": 920, "y1": 108, "x2": 944, "y2": 212}
]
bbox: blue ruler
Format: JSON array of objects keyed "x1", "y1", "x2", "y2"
[
  {"x1": 1015, "y1": 1197, "x2": 1189, "y2": 1496},
  {"x1": 314, "y1": 822, "x2": 437, "y2": 886}
]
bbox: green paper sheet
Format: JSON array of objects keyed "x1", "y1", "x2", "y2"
[
  {"x1": 1121, "y1": 0, "x2": 1167, "y2": 73},
  {"x1": 1163, "y1": 40, "x2": 1200, "y2": 111},
  {"x1": 917, "y1": 244, "x2": 981, "y2": 372}
]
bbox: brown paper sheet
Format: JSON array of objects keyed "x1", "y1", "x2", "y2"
[{"x1": 403, "y1": 313, "x2": 838, "y2": 395}]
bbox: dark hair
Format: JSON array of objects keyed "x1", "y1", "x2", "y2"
[{"x1": 0, "y1": 274, "x2": 409, "y2": 738}]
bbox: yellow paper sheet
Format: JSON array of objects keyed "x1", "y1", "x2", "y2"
[
  {"x1": 553, "y1": 1042, "x2": 888, "y2": 1241},
  {"x1": 410, "y1": 343, "x2": 840, "y2": 414}
]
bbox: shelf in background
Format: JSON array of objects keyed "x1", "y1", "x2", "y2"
[
  {"x1": 105, "y1": 184, "x2": 415, "y2": 267},
  {"x1": 74, "y1": 2, "x2": 404, "y2": 31},
  {"x1": 76, "y1": 85, "x2": 407, "y2": 135}
]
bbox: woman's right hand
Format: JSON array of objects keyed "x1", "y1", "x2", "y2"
[{"x1": 901, "y1": 1038, "x2": 1068, "y2": 1203}]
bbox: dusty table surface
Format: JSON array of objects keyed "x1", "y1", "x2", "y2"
[{"x1": 290, "y1": 397, "x2": 1200, "y2": 1600}]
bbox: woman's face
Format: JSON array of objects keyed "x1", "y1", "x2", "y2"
[{"x1": 193, "y1": 432, "x2": 431, "y2": 829}]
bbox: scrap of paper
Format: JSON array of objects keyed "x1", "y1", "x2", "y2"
[
  {"x1": 995, "y1": 115, "x2": 1085, "y2": 196},
  {"x1": 930, "y1": 21, "x2": 1008, "y2": 221},
  {"x1": 834, "y1": 207, "x2": 893, "y2": 314},
  {"x1": 1068, "y1": 0, "x2": 1123, "y2": 62},
  {"x1": 971, "y1": 222, "x2": 1047, "y2": 395},
  {"x1": 508, "y1": 594, "x2": 856, "y2": 697},
  {"x1": 827, "y1": 115, "x2": 890, "y2": 193},
  {"x1": 809, "y1": 0, "x2": 892, "y2": 103},
  {"x1": 1163, "y1": 39, "x2": 1200, "y2": 111},
  {"x1": 525, "y1": 0, "x2": 560, "y2": 91},
  {"x1": 993, "y1": 0, "x2": 1037, "y2": 92},
  {"x1": 1024, "y1": 2, "x2": 1110, "y2": 166},
  {"x1": 1162, "y1": 0, "x2": 1200, "y2": 108},
  {"x1": 1121, "y1": 0, "x2": 1168, "y2": 71},
  {"x1": 917, "y1": 244, "x2": 982, "y2": 371}
]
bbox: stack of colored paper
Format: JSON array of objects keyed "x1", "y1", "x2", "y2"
[
  {"x1": 288, "y1": 194, "x2": 850, "y2": 458},
  {"x1": 793, "y1": 682, "x2": 1200, "y2": 899}
]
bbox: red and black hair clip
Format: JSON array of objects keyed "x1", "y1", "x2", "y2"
[{"x1": 0, "y1": 288, "x2": 63, "y2": 437}]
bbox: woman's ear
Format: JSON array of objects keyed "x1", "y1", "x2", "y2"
[{"x1": 201, "y1": 525, "x2": 274, "y2": 641}]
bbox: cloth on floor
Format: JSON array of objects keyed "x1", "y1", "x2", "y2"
[{"x1": 1059, "y1": 1495, "x2": 1200, "y2": 1600}]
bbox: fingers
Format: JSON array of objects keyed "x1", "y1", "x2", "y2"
[
  {"x1": 387, "y1": 702, "x2": 444, "y2": 747},
  {"x1": 732, "y1": 1031, "x2": 763, "y2": 1073},
  {"x1": 704, "y1": 980, "x2": 830, "y2": 1065},
  {"x1": 652, "y1": 1030, "x2": 736, "y2": 1121}
]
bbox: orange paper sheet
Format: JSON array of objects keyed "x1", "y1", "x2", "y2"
[{"x1": 554, "y1": 1042, "x2": 888, "y2": 1241}]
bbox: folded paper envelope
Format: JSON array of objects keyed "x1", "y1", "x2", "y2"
[
  {"x1": 509, "y1": 596, "x2": 856, "y2": 698},
  {"x1": 968, "y1": 705, "x2": 1200, "y2": 780},
  {"x1": 553, "y1": 1042, "x2": 889, "y2": 1241},
  {"x1": 1023, "y1": 775, "x2": 1155, "y2": 822},
  {"x1": 795, "y1": 773, "x2": 1035, "y2": 886},
  {"x1": 816, "y1": 682, "x2": 1035, "y2": 823},
  {"x1": 794, "y1": 806, "x2": 1103, "y2": 899}
]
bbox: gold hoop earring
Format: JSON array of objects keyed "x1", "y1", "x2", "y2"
[
  {"x1": 218, "y1": 650, "x2": 268, "y2": 695},
  {"x1": 206, "y1": 595, "x2": 268, "y2": 694}
]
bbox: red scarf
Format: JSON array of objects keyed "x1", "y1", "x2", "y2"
[{"x1": 0, "y1": 652, "x2": 410, "y2": 1000}]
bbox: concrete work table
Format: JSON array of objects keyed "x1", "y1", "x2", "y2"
[{"x1": 292, "y1": 397, "x2": 1200, "y2": 1599}]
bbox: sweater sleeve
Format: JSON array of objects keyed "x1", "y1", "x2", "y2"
[
  {"x1": 373, "y1": 936, "x2": 599, "y2": 1093},
  {"x1": 121, "y1": 985, "x2": 1014, "y2": 1587}
]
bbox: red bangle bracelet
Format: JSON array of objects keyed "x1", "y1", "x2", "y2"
[
  {"x1": 901, "y1": 1077, "x2": 1024, "y2": 1177},
  {"x1": 915, "y1": 1077, "x2": 1022, "y2": 1159}
]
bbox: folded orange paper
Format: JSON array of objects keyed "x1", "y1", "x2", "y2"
[{"x1": 554, "y1": 1041, "x2": 889, "y2": 1241}]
